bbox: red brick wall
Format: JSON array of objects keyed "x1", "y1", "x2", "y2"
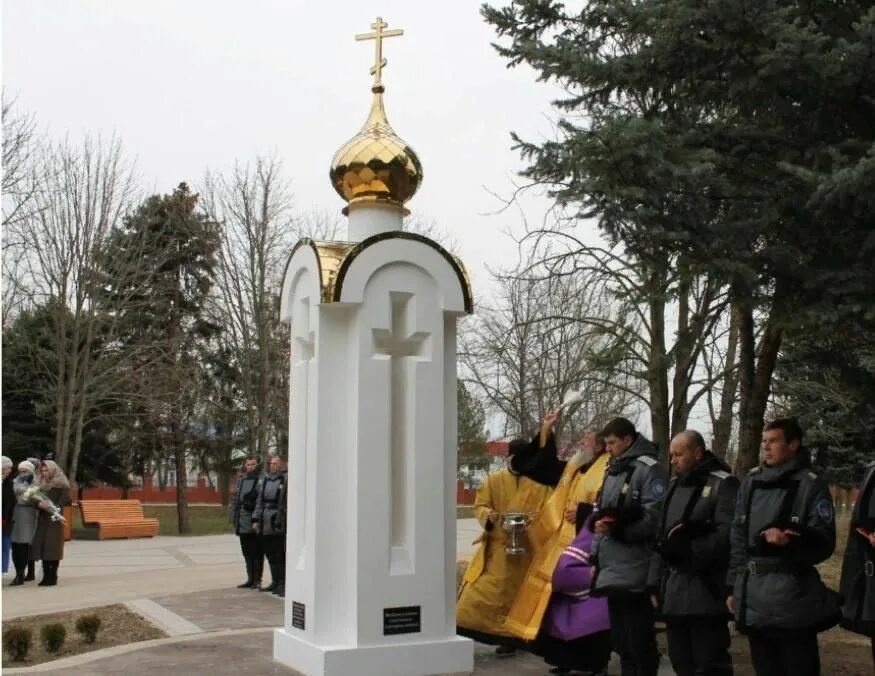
[
  {"x1": 75, "y1": 478, "x2": 480, "y2": 506},
  {"x1": 72, "y1": 477, "x2": 228, "y2": 504},
  {"x1": 71, "y1": 478, "x2": 856, "y2": 509},
  {"x1": 457, "y1": 480, "x2": 476, "y2": 505}
]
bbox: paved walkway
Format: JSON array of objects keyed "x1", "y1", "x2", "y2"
[
  {"x1": 2, "y1": 520, "x2": 675, "y2": 674},
  {"x1": 4, "y1": 521, "x2": 484, "y2": 620},
  {"x1": 4, "y1": 628, "x2": 567, "y2": 675}
]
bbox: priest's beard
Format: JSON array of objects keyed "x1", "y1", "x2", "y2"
[{"x1": 571, "y1": 447, "x2": 596, "y2": 467}]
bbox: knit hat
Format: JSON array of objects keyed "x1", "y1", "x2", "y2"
[
  {"x1": 17, "y1": 461, "x2": 35, "y2": 475},
  {"x1": 1, "y1": 456, "x2": 11, "y2": 469}
]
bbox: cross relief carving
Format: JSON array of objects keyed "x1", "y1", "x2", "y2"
[
  {"x1": 293, "y1": 297, "x2": 316, "y2": 366},
  {"x1": 372, "y1": 292, "x2": 432, "y2": 554}
]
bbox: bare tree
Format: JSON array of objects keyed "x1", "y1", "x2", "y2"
[
  {"x1": 2, "y1": 91, "x2": 40, "y2": 230},
  {"x1": 508, "y1": 225, "x2": 733, "y2": 456},
  {"x1": 703, "y1": 303, "x2": 741, "y2": 458},
  {"x1": 461, "y1": 247, "x2": 641, "y2": 442},
  {"x1": 200, "y1": 155, "x2": 299, "y2": 461},
  {"x1": 405, "y1": 212, "x2": 460, "y2": 253},
  {"x1": 291, "y1": 208, "x2": 344, "y2": 242},
  {"x1": 2, "y1": 92, "x2": 42, "y2": 325},
  {"x1": 4, "y1": 133, "x2": 139, "y2": 480}
]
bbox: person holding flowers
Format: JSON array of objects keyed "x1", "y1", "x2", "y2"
[{"x1": 29, "y1": 460, "x2": 71, "y2": 586}]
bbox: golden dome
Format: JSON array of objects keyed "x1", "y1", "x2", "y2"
[{"x1": 330, "y1": 88, "x2": 423, "y2": 210}]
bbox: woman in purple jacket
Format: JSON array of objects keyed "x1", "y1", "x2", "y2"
[{"x1": 534, "y1": 503, "x2": 612, "y2": 675}]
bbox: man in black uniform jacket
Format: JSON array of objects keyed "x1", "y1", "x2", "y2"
[
  {"x1": 657, "y1": 430, "x2": 738, "y2": 675},
  {"x1": 727, "y1": 418, "x2": 840, "y2": 676},
  {"x1": 230, "y1": 456, "x2": 264, "y2": 589}
]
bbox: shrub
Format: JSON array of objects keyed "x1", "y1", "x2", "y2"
[
  {"x1": 40, "y1": 623, "x2": 67, "y2": 653},
  {"x1": 75, "y1": 614, "x2": 102, "y2": 644},
  {"x1": 3, "y1": 626, "x2": 32, "y2": 661}
]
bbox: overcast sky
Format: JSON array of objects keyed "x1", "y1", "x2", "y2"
[
  {"x1": 3, "y1": 0, "x2": 595, "y2": 296},
  {"x1": 5, "y1": 1, "x2": 680, "y2": 440}
]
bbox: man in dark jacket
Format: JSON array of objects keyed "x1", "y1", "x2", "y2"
[
  {"x1": 230, "y1": 455, "x2": 263, "y2": 589},
  {"x1": 657, "y1": 430, "x2": 738, "y2": 675},
  {"x1": 728, "y1": 418, "x2": 840, "y2": 676},
  {"x1": 590, "y1": 417, "x2": 668, "y2": 676},
  {"x1": 839, "y1": 461, "x2": 875, "y2": 671},
  {"x1": 254, "y1": 455, "x2": 287, "y2": 594}
]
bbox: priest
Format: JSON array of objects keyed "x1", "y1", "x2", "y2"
[
  {"x1": 502, "y1": 430, "x2": 610, "y2": 641},
  {"x1": 456, "y1": 410, "x2": 565, "y2": 653}
]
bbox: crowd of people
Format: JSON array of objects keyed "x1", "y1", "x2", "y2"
[
  {"x1": 2, "y1": 456, "x2": 73, "y2": 587},
  {"x1": 456, "y1": 414, "x2": 875, "y2": 676},
  {"x1": 5, "y1": 415, "x2": 873, "y2": 676},
  {"x1": 229, "y1": 454, "x2": 288, "y2": 597}
]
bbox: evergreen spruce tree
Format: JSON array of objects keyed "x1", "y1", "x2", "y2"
[
  {"x1": 99, "y1": 183, "x2": 220, "y2": 533},
  {"x1": 483, "y1": 0, "x2": 875, "y2": 470}
]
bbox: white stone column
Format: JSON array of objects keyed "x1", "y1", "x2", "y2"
[{"x1": 274, "y1": 232, "x2": 473, "y2": 676}]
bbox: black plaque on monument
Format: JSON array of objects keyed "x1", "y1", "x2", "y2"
[
  {"x1": 292, "y1": 601, "x2": 306, "y2": 630},
  {"x1": 383, "y1": 606, "x2": 421, "y2": 635}
]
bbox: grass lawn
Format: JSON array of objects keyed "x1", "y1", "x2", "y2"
[
  {"x1": 142, "y1": 505, "x2": 233, "y2": 536},
  {"x1": 457, "y1": 505, "x2": 475, "y2": 519},
  {"x1": 1, "y1": 605, "x2": 165, "y2": 666}
]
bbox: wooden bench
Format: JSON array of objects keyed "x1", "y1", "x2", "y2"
[{"x1": 77, "y1": 500, "x2": 160, "y2": 540}]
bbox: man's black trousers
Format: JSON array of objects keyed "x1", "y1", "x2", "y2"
[
  {"x1": 238, "y1": 533, "x2": 264, "y2": 584},
  {"x1": 607, "y1": 594, "x2": 660, "y2": 676},
  {"x1": 665, "y1": 616, "x2": 732, "y2": 675},
  {"x1": 747, "y1": 630, "x2": 820, "y2": 676},
  {"x1": 262, "y1": 534, "x2": 285, "y2": 585}
]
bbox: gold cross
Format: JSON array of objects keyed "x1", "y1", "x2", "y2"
[{"x1": 355, "y1": 16, "x2": 404, "y2": 90}]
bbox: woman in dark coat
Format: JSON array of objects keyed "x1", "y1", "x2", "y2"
[
  {"x1": 29, "y1": 460, "x2": 72, "y2": 586},
  {"x1": 840, "y1": 462, "x2": 875, "y2": 670}
]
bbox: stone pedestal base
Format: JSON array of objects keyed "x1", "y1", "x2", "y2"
[{"x1": 273, "y1": 629, "x2": 474, "y2": 676}]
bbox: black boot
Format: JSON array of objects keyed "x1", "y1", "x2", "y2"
[
  {"x1": 260, "y1": 559, "x2": 280, "y2": 592},
  {"x1": 237, "y1": 559, "x2": 254, "y2": 588},
  {"x1": 39, "y1": 561, "x2": 58, "y2": 586},
  {"x1": 272, "y1": 582, "x2": 285, "y2": 597},
  {"x1": 24, "y1": 560, "x2": 35, "y2": 581},
  {"x1": 49, "y1": 561, "x2": 59, "y2": 585},
  {"x1": 251, "y1": 555, "x2": 264, "y2": 590},
  {"x1": 11, "y1": 545, "x2": 28, "y2": 584}
]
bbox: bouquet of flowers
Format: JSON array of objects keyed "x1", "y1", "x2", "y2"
[{"x1": 20, "y1": 484, "x2": 67, "y2": 523}]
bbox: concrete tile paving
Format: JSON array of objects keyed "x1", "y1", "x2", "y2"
[
  {"x1": 18, "y1": 630, "x2": 560, "y2": 676},
  {"x1": 152, "y1": 587, "x2": 284, "y2": 632}
]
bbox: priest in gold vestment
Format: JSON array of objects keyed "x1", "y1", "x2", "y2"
[
  {"x1": 502, "y1": 431, "x2": 610, "y2": 641},
  {"x1": 457, "y1": 412, "x2": 565, "y2": 650}
]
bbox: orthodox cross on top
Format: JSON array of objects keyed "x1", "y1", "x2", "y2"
[{"x1": 355, "y1": 16, "x2": 404, "y2": 90}]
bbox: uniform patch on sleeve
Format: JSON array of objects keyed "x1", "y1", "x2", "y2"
[
  {"x1": 816, "y1": 498, "x2": 834, "y2": 520},
  {"x1": 710, "y1": 470, "x2": 730, "y2": 480},
  {"x1": 649, "y1": 479, "x2": 667, "y2": 499}
]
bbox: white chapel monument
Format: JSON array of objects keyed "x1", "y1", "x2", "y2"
[{"x1": 273, "y1": 16, "x2": 475, "y2": 676}]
